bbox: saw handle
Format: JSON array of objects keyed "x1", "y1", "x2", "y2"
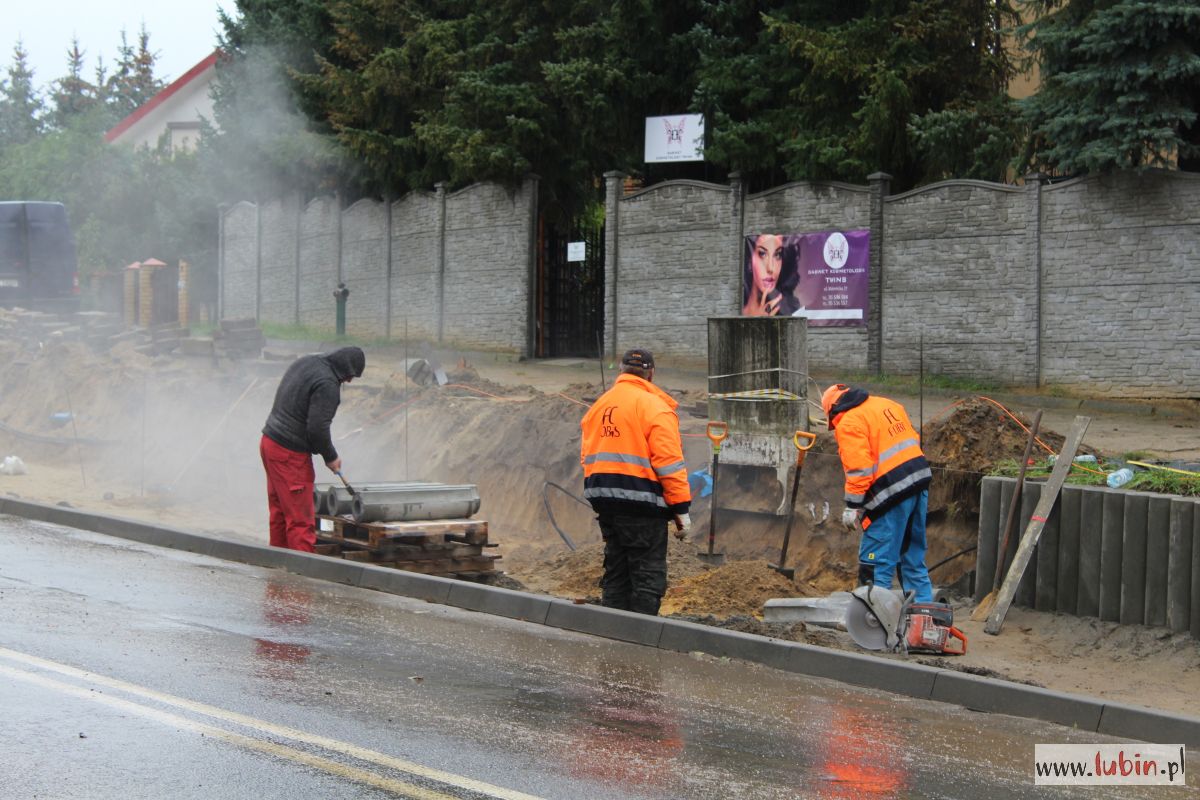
[
  {"x1": 944, "y1": 626, "x2": 968, "y2": 655},
  {"x1": 705, "y1": 421, "x2": 728, "y2": 452}
]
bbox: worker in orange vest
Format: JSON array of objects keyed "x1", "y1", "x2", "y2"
[
  {"x1": 581, "y1": 348, "x2": 692, "y2": 615},
  {"x1": 822, "y1": 383, "x2": 934, "y2": 602}
]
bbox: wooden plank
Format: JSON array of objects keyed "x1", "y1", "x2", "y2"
[
  {"x1": 314, "y1": 543, "x2": 340, "y2": 556},
  {"x1": 985, "y1": 415, "x2": 1090, "y2": 635}
]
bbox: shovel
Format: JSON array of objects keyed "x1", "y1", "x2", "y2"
[
  {"x1": 971, "y1": 409, "x2": 1041, "y2": 622},
  {"x1": 698, "y1": 421, "x2": 728, "y2": 566},
  {"x1": 770, "y1": 430, "x2": 817, "y2": 579}
]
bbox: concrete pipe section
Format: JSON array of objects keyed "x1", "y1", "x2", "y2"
[
  {"x1": 351, "y1": 484, "x2": 481, "y2": 523},
  {"x1": 322, "y1": 482, "x2": 445, "y2": 517}
]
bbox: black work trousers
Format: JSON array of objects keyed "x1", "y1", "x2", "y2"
[{"x1": 598, "y1": 514, "x2": 668, "y2": 615}]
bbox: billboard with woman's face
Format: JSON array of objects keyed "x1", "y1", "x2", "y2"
[{"x1": 742, "y1": 230, "x2": 869, "y2": 326}]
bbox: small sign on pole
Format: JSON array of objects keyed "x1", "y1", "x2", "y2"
[{"x1": 567, "y1": 242, "x2": 586, "y2": 262}]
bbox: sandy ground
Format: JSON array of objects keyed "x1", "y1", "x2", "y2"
[{"x1": 1, "y1": 339, "x2": 1198, "y2": 718}]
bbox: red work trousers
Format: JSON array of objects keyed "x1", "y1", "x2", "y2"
[{"x1": 259, "y1": 434, "x2": 316, "y2": 552}]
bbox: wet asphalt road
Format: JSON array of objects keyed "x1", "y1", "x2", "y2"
[{"x1": 0, "y1": 515, "x2": 1195, "y2": 799}]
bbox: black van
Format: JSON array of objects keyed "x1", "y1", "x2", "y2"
[{"x1": 0, "y1": 201, "x2": 80, "y2": 312}]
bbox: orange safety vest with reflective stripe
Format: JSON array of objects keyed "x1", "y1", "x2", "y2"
[
  {"x1": 580, "y1": 374, "x2": 691, "y2": 518},
  {"x1": 828, "y1": 389, "x2": 931, "y2": 522}
]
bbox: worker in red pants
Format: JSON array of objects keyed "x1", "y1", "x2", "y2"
[{"x1": 260, "y1": 346, "x2": 365, "y2": 551}]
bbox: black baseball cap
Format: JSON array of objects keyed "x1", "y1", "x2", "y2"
[{"x1": 621, "y1": 348, "x2": 655, "y2": 369}]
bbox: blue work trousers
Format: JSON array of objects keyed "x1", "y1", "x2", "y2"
[{"x1": 859, "y1": 489, "x2": 933, "y2": 602}]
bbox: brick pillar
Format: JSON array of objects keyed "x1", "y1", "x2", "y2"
[
  {"x1": 124, "y1": 269, "x2": 137, "y2": 326},
  {"x1": 138, "y1": 266, "x2": 154, "y2": 327},
  {"x1": 178, "y1": 260, "x2": 190, "y2": 329},
  {"x1": 867, "y1": 172, "x2": 892, "y2": 375},
  {"x1": 603, "y1": 170, "x2": 626, "y2": 360}
]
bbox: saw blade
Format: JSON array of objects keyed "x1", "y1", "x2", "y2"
[{"x1": 845, "y1": 590, "x2": 902, "y2": 650}]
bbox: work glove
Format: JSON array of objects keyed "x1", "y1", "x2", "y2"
[
  {"x1": 841, "y1": 507, "x2": 863, "y2": 530},
  {"x1": 673, "y1": 513, "x2": 692, "y2": 539}
]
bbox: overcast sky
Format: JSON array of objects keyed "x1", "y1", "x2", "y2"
[{"x1": 6, "y1": 0, "x2": 239, "y2": 93}]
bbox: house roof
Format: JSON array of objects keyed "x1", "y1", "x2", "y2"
[{"x1": 104, "y1": 50, "x2": 220, "y2": 144}]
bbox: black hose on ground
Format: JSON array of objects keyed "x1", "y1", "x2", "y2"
[
  {"x1": 543, "y1": 480, "x2": 589, "y2": 551},
  {"x1": 928, "y1": 545, "x2": 977, "y2": 573}
]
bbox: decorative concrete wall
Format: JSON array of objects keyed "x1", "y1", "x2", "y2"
[
  {"x1": 218, "y1": 178, "x2": 537, "y2": 354},
  {"x1": 976, "y1": 477, "x2": 1200, "y2": 639},
  {"x1": 603, "y1": 169, "x2": 1200, "y2": 397}
]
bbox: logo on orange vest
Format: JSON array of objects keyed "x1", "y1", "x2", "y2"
[
  {"x1": 600, "y1": 405, "x2": 620, "y2": 437},
  {"x1": 883, "y1": 407, "x2": 909, "y2": 437}
]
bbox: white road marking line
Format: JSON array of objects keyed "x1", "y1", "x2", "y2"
[
  {"x1": 0, "y1": 646, "x2": 544, "y2": 800},
  {"x1": 0, "y1": 663, "x2": 458, "y2": 800}
]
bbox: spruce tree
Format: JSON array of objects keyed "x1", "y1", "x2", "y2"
[
  {"x1": 0, "y1": 40, "x2": 45, "y2": 149},
  {"x1": 1020, "y1": 0, "x2": 1200, "y2": 174}
]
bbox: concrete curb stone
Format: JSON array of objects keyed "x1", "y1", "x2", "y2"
[
  {"x1": 657, "y1": 618, "x2": 795, "y2": 671},
  {"x1": 3, "y1": 496, "x2": 1198, "y2": 747},
  {"x1": 446, "y1": 582, "x2": 553, "y2": 624},
  {"x1": 357, "y1": 563, "x2": 456, "y2": 604},
  {"x1": 931, "y1": 671, "x2": 1105, "y2": 732},
  {"x1": 787, "y1": 643, "x2": 941, "y2": 699},
  {"x1": 545, "y1": 600, "x2": 665, "y2": 646}
]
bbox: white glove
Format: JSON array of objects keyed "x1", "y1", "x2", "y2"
[
  {"x1": 673, "y1": 513, "x2": 692, "y2": 539},
  {"x1": 842, "y1": 507, "x2": 863, "y2": 529}
]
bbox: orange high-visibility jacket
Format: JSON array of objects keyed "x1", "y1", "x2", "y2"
[
  {"x1": 580, "y1": 374, "x2": 691, "y2": 518},
  {"x1": 828, "y1": 389, "x2": 931, "y2": 521}
]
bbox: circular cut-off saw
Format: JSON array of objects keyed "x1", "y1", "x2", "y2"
[
  {"x1": 845, "y1": 585, "x2": 911, "y2": 651},
  {"x1": 845, "y1": 585, "x2": 968, "y2": 654}
]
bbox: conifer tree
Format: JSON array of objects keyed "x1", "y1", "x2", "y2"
[
  {"x1": 1020, "y1": 0, "x2": 1200, "y2": 174},
  {"x1": 0, "y1": 40, "x2": 45, "y2": 149}
]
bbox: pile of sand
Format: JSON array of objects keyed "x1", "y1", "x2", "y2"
[{"x1": 660, "y1": 559, "x2": 818, "y2": 618}]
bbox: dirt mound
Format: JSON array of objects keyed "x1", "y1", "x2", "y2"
[
  {"x1": 660, "y1": 559, "x2": 819, "y2": 618},
  {"x1": 922, "y1": 398, "x2": 1068, "y2": 516},
  {"x1": 511, "y1": 536, "x2": 711, "y2": 601}
]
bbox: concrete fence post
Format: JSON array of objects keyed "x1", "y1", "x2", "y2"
[
  {"x1": 729, "y1": 171, "x2": 745, "y2": 314},
  {"x1": 523, "y1": 174, "x2": 540, "y2": 360},
  {"x1": 434, "y1": 182, "x2": 447, "y2": 344},
  {"x1": 177, "y1": 260, "x2": 189, "y2": 329},
  {"x1": 603, "y1": 171, "x2": 626, "y2": 360},
  {"x1": 1025, "y1": 173, "x2": 1044, "y2": 386},
  {"x1": 867, "y1": 172, "x2": 891, "y2": 375}
]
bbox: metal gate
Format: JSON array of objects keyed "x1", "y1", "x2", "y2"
[{"x1": 537, "y1": 217, "x2": 604, "y2": 358}]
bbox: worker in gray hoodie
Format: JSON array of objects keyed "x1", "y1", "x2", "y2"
[{"x1": 260, "y1": 346, "x2": 365, "y2": 551}]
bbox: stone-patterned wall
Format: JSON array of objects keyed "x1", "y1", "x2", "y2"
[
  {"x1": 341, "y1": 199, "x2": 388, "y2": 337},
  {"x1": 882, "y1": 181, "x2": 1036, "y2": 383},
  {"x1": 220, "y1": 202, "x2": 257, "y2": 320},
  {"x1": 221, "y1": 180, "x2": 535, "y2": 353},
  {"x1": 390, "y1": 191, "x2": 441, "y2": 340},
  {"x1": 298, "y1": 196, "x2": 338, "y2": 329},
  {"x1": 614, "y1": 181, "x2": 732, "y2": 357},
  {"x1": 1040, "y1": 171, "x2": 1200, "y2": 396},
  {"x1": 442, "y1": 180, "x2": 535, "y2": 352},
  {"x1": 258, "y1": 197, "x2": 297, "y2": 325}
]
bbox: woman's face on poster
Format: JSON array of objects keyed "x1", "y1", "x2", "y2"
[{"x1": 751, "y1": 234, "x2": 783, "y2": 295}]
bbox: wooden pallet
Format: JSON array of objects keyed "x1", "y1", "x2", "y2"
[
  {"x1": 314, "y1": 515, "x2": 499, "y2": 578},
  {"x1": 318, "y1": 516, "x2": 489, "y2": 547}
]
